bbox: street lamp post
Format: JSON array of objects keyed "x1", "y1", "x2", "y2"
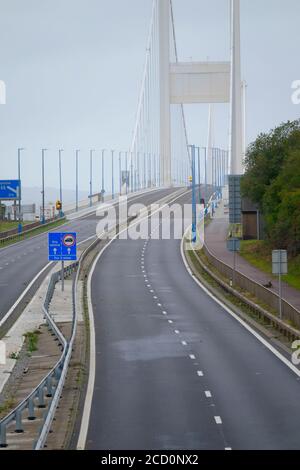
[
  {"x1": 189, "y1": 145, "x2": 197, "y2": 243},
  {"x1": 130, "y1": 152, "x2": 134, "y2": 194},
  {"x1": 196, "y1": 147, "x2": 201, "y2": 204},
  {"x1": 17, "y1": 148, "x2": 25, "y2": 232},
  {"x1": 203, "y1": 147, "x2": 208, "y2": 206},
  {"x1": 101, "y1": 149, "x2": 106, "y2": 201},
  {"x1": 41, "y1": 149, "x2": 47, "y2": 224},
  {"x1": 59, "y1": 149, "x2": 63, "y2": 218},
  {"x1": 119, "y1": 151, "x2": 122, "y2": 195},
  {"x1": 90, "y1": 149, "x2": 95, "y2": 207},
  {"x1": 149, "y1": 153, "x2": 152, "y2": 188},
  {"x1": 111, "y1": 150, "x2": 115, "y2": 199},
  {"x1": 76, "y1": 150, "x2": 80, "y2": 212},
  {"x1": 125, "y1": 151, "x2": 128, "y2": 195}
]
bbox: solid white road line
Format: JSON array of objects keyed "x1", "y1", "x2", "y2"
[
  {"x1": 180, "y1": 231, "x2": 300, "y2": 379},
  {"x1": 0, "y1": 229, "x2": 109, "y2": 331},
  {"x1": 0, "y1": 262, "x2": 52, "y2": 329}
]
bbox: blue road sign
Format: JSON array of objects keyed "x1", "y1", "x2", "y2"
[
  {"x1": 0, "y1": 180, "x2": 21, "y2": 200},
  {"x1": 61, "y1": 233, "x2": 77, "y2": 261},
  {"x1": 227, "y1": 238, "x2": 241, "y2": 252},
  {"x1": 48, "y1": 233, "x2": 77, "y2": 262}
]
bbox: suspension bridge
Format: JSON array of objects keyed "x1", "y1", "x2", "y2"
[
  {"x1": 3, "y1": 0, "x2": 300, "y2": 454},
  {"x1": 126, "y1": 0, "x2": 243, "y2": 194}
]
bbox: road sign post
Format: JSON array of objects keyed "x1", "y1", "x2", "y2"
[
  {"x1": 61, "y1": 260, "x2": 65, "y2": 292},
  {"x1": 188, "y1": 145, "x2": 197, "y2": 244},
  {"x1": 227, "y1": 238, "x2": 240, "y2": 286},
  {"x1": 272, "y1": 250, "x2": 288, "y2": 320},
  {"x1": 48, "y1": 233, "x2": 77, "y2": 291}
]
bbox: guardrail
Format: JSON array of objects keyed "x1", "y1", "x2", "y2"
[
  {"x1": 35, "y1": 232, "x2": 105, "y2": 450},
  {"x1": 203, "y1": 243, "x2": 300, "y2": 330},
  {"x1": 0, "y1": 262, "x2": 78, "y2": 449},
  {"x1": 0, "y1": 217, "x2": 65, "y2": 247},
  {"x1": 187, "y1": 246, "x2": 300, "y2": 342}
]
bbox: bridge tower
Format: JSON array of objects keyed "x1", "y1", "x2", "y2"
[
  {"x1": 230, "y1": 0, "x2": 243, "y2": 175},
  {"x1": 157, "y1": 0, "x2": 244, "y2": 186}
]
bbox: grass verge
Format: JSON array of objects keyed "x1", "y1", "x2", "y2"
[
  {"x1": 240, "y1": 240, "x2": 300, "y2": 291},
  {"x1": 0, "y1": 218, "x2": 66, "y2": 249},
  {"x1": 0, "y1": 221, "x2": 32, "y2": 233}
]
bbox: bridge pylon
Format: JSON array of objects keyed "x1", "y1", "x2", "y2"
[{"x1": 158, "y1": 0, "x2": 244, "y2": 186}]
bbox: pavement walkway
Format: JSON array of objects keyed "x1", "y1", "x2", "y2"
[{"x1": 204, "y1": 201, "x2": 300, "y2": 312}]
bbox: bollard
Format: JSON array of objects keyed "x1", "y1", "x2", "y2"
[
  {"x1": 28, "y1": 397, "x2": 36, "y2": 421},
  {"x1": 38, "y1": 386, "x2": 46, "y2": 409},
  {"x1": 0, "y1": 423, "x2": 7, "y2": 448},
  {"x1": 15, "y1": 409, "x2": 24, "y2": 433}
]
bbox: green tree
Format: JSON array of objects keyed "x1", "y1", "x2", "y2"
[{"x1": 241, "y1": 120, "x2": 300, "y2": 254}]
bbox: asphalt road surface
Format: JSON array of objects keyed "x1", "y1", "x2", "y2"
[
  {"x1": 0, "y1": 188, "x2": 178, "y2": 321},
  {"x1": 87, "y1": 191, "x2": 300, "y2": 450}
]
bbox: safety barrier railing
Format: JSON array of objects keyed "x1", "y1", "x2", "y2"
[
  {"x1": 0, "y1": 262, "x2": 78, "y2": 449},
  {"x1": 0, "y1": 216, "x2": 66, "y2": 247},
  {"x1": 34, "y1": 232, "x2": 106, "y2": 449}
]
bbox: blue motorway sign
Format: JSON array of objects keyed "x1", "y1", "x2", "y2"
[
  {"x1": 48, "y1": 232, "x2": 77, "y2": 262},
  {"x1": 0, "y1": 180, "x2": 21, "y2": 200}
]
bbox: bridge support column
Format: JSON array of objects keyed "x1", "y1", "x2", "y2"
[
  {"x1": 230, "y1": 0, "x2": 244, "y2": 175},
  {"x1": 158, "y1": 0, "x2": 172, "y2": 186}
]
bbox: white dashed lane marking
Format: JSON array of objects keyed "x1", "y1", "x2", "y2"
[{"x1": 138, "y1": 219, "x2": 230, "y2": 449}]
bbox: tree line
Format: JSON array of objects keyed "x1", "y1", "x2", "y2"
[{"x1": 241, "y1": 119, "x2": 300, "y2": 256}]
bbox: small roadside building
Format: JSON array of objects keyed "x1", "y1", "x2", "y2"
[{"x1": 241, "y1": 197, "x2": 265, "y2": 240}]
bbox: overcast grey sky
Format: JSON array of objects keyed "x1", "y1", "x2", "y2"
[{"x1": 0, "y1": 0, "x2": 299, "y2": 193}]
